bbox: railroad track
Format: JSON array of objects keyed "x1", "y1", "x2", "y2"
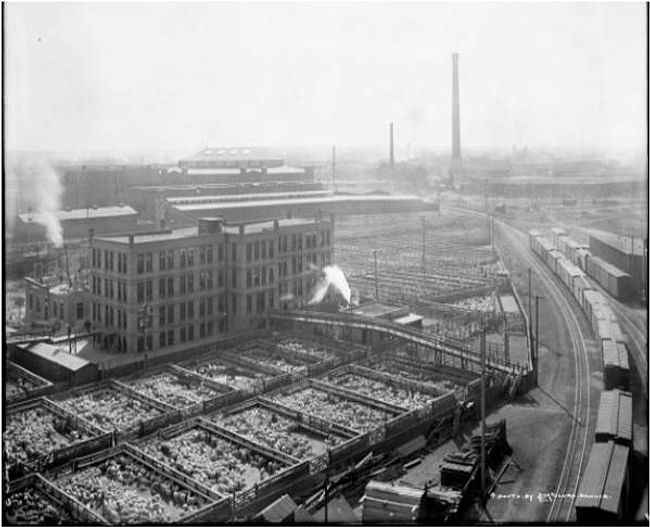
[{"x1": 445, "y1": 206, "x2": 592, "y2": 523}]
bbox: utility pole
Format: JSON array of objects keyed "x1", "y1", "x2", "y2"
[
  {"x1": 373, "y1": 250, "x2": 379, "y2": 300},
  {"x1": 480, "y1": 328, "x2": 487, "y2": 502},
  {"x1": 534, "y1": 295, "x2": 541, "y2": 386},
  {"x1": 421, "y1": 217, "x2": 426, "y2": 270}
]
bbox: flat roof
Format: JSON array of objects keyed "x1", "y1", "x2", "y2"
[
  {"x1": 173, "y1": 194, "x2": 424, "y2": 212},
  {"x1": 26, "y1": 342, "x2": 92, "y2": 371},
  {"x1": 589, "y1": 231, "x2": 645, "y2": 256},
  {"x1": 18, "y1": 205, "x2": 137, "y2": 223},
  {"x1": 94, "y1": 218, "x2": 325, "y2": 245},
  {"x1": 499, "y1": 294, "x2": 520, "y2": 314},
  {"x1": 352, "y1": 302, "x2": 406, "y2": 319},
  {"x1": 167, "y1": 190, "x2": 332, "y2": 204}
]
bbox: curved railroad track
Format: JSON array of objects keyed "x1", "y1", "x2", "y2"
[{"x1": 444, "y1": 206, "x2": 593, "y2": 522}]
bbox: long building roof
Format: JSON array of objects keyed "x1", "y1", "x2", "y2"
[
  {"x1": 589, "y1": 230, "x2": 646, "y2": 256},
  {"x1": 18, "y1": 205, "x2": 137, "y2": 223},
  {"x1": 172, "y1": 194, "x2": 425, "y2": 213}
]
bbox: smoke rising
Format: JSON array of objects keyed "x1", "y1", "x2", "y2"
[
  {"x1": 7, "y1": 155, "x2": 64, "y2": 247},
  {"x1": 309, "y1": 265, "x2": 352, "y2": 305}
]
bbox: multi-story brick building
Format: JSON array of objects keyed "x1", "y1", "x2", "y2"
[
  {"x1": 24, "y1": 277, "x2": 90, "y2": 333},
  {"x1": 89, "y1": 216, "x2": 333, "y2": 354}
]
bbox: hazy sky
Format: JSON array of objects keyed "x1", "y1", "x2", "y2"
[{"x1": 5, "y1": 2, "x2": 647, "y2": 156}]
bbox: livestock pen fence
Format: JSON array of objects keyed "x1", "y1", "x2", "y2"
[
  {"x1": 6, "y1": 397, "x2": 113, "y2": 481},
  {"x1": 6, "y1": 473, "x2": 105, "y2": 525},
  {"x1": 48, "y1": 379, "x2": 184, "y2": 443},
  {"x1": 42, "y1": 443, "x2": 225, "y2": 524},
  {"x1": 6, "y1": 361, "x2": 56, "y2": 404}
]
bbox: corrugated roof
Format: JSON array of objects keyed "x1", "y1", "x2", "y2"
[
  {"x1": 18, "y1": 206, "x2": 137, "y2": 223},
  {"x1": 26, "y1": 342, "x2": 92, "y2": 372}
]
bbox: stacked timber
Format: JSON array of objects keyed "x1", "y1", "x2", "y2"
[{"x1": 362, "y1": 480, "x2": 423, "y2": 523}]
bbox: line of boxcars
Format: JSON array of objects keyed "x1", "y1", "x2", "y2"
[
  {"x1": 550, "y1": 227, "x2": 635, "y2": 301},
  {"x1": 529, "y1": 229, "x2": 634, "y2": 524}
]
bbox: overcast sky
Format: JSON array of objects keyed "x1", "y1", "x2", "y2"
[{"x1": 5, "y1": 2, "x2": 647, "y2": 157}]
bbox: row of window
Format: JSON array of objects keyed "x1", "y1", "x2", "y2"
[
  {"x1": 27, "y1": 294, "x2": 84, "y2": 320},
  {"x1": 139, "y1": 319, "x2": 225, "y2": 352},
  {"x1": 91, "y1": 302, "x2": 127, "y2": 329}
]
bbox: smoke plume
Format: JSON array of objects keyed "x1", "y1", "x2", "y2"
[
  {"x1": 8, "y1": 155, "x2": 64, "y2": 248},
  {"x1": 309, "y1": 265, "x2": 352, "y2": 305}
]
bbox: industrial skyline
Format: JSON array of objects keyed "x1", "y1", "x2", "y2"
[{"x1": 5, "y1": 2, "x2": 646, "y2": 157}]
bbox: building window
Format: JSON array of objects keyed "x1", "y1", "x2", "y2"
[
  {"x1": 269, "y1": 267, "x2": 274, "y2": 283},
  {"x1": 187, "y1": 248, "x2": 195, "y2": 267},
  {"x1": 257, "y1": 292, "x2": 265, "y2": 313},
  {"x1": 159, "y1": 306, "x2": 165, "y2": 326},
  {"x1": 246, "y1": 243, "x2": 252, "y2": 262},
  {"x1": 232, "y1": 294, "x2": 237, "y2": 314},
  {"x1": 137, "y1": 282, "x2": 145, "y2": 304},
  {"x1": 254, "y1": 242, "x2": 260, "y2": 261},
  {"x1": 180, "y1": 303, "x2": 186, "y2": 321},
  {"x1": 291, "y1": 234, "x2": 296, "y2": 250},
  {"x1": 207, "y1": 246, "x2": 213, "y2": 264},
  {"x1": 254, "y1": 268, "x2": 260, "y2": 287},
  {"x1": 146, "y1": 334, "x2": 153, "y2": 352},
  {"x1": 207, "y1": 297, "x2": 213, "y2": 315},
  {"x1": 137, "y1": 254, "x2": 145, "y2": 274},
  {"x1": 199, "y1": 299, "x2": 205, "y2": 317},
  {"x1": 247, "y1": 295, "x2": 253, "y2": 313},
  {"x1": 180, "y1": 327, "x2": 187, "y2": 343},
  {"x1": 207, "y1": 320, "x2": 214, "y2": 336},
  {"x1": 232, "y1": 269, "x2": 237, "y2": 288},
  {"x1": 159, "y1": 278, "x2": 166, "y2": 299},
  {"x1": 167, "y1": 304, "x2": 174, "y2": 324},
  {"x1": 28, "y1": 294, "x2": 33, "y2": 310},
  {"x1": 261, "y1": 241, "x2": 267, "y2": 259},
  {"x1": 167, "y1": 250, "x2": 174, "y2": 269},
  {"x1": 269, "y1": 240, "x2": 274, "y2": 258},
  {"x1": 206, "y1": 270, "x2": 213, "y2": 289},
  {"x1": 218, "y1": 243, "x2": 224, "y2": 262},
  {"x1": 188, "y1": 301, "x2": 194, "y2": 319},
  {"x1": 159, "y1": 251, "x2": 166, "y2": 271},
  {"x1": 187, "y1": 273, "x2": 194, "y2": 293},
  {"x1": 231, "y1": 243, "x2": 237, "y2": 262},
  {"x1": 159, "y1": 331, "x2": 166, "y2": 348},
  {"x1": 262, "y1": 267, "x2": 267, "y2": 285},
  {"x1": 146, "y1": 281, "x2": 153, "y2": 302},
  {"x1": 180, "y1": 276, "x2": 186, "y2": 295},
  {"x1": 218, "y1": 270, "x2": 224, "y2": 288},
  {"x1": 168, "y1": 329, "x2": 175, "y2": 346},
  {"x1": 53, "y1": 303, "x2": 58, "y2": 317},
  {"x1": 218, "y1": 295, "x2": 224, "y2": 313},
  {"x1": 76, "y1": 303, "x2": 84, "y2": 320},
  {"x1": 199, "y1": 246, "x2": 206, "y2": 265},
  {"x1": 199, "y1": 323, "x2": 205, "y2": 338},
  {"x1": 138, "y1": 336, "x2": 144, "y2": 353},
  {"x1": 167, "y1": 277, "x2": 174, "y2": 297},
  {"x1": 188, "y1": 325, "x2": 194, "y2": 341},
  {"x1": 247, "y1": 270, "x2": 252, "y2": 288}
]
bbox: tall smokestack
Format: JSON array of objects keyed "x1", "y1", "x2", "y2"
[
  {"x1": 389, "y1": 122, "x2": 395, "y2": 168},
  {"x1": 451, "y1": 52, "x2": 462, "y2": 184}
]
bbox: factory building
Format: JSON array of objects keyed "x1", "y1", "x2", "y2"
[
  {"x1": 89, "y1": 216, "x2": 333, "y2": 354},
  {"x1": 14, "y1": 205, "x2": 138, "y2": 244},
  {"x1": 24, "y1": 276, "x2": 90, "y2": 333},
  {"x1": 589, "y1": 232, "x2": 648, "y2": 299}
]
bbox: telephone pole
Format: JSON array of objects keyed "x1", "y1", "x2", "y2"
[
  {"x1": 534, "y1": 295, "x2": 542, "y2": 386},
  {"x1": 480, "y1": 329, "x2": 487, "y2": 502},
  {"x1": 373, "y1": 250, "x2": 379, "y2": 300}
]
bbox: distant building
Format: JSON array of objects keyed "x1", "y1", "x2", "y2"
[
  {"x1": 89, "y1": 216, "x2": 333, "y2": 354},
  {"x1": 589, "y1": 233, "x2": 647, "y2": 299},
  {"x1": 14, "y1": 205, "x2": 138, "y2": 244},
  {"x1": 24, "y1": 276, "x2": 90, "y2": 333}
]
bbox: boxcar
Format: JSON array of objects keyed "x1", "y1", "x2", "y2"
[
  {"x1": 575, "y1": 248, "x2": 591, "y2": 272},
  {"x1": 582, "y1": 290, "x2": 606, "y2": 325},
  {"x1": 550, "y1": 227, "x2": 568, "y2": 246},
  {"x1": 546, "y1": 250, "x2": 564, "y2": 274},
  {"x1": 575, "y1": 441, "x2": 630, "y2": 524},
  {"x1": 602, "y1": 342, "x2": 630, "y2": 391},
  {"x1": 573, "y1": 275, "x2": 592, "y2": 306},
  {"x1": 616, "y1": 342, "x2": 630, "y2": 391},
  {"x1": 594, "y1": 390, "x2": 633, "y2": 447}
]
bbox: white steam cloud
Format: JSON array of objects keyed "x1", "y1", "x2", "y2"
[
  {"x1": 309, "y1": 265, "x2": 352, "y2": 305},
  {"x1": 8, "y1": 155, "x2": 64, "y2": 248}
]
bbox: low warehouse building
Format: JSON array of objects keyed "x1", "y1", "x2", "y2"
[{"x1": 13, "y1": 341, "x2": 98, "y2": 385}]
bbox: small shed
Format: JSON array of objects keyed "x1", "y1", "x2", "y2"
[{"x1": 14, "y1": 342, "x2": 98, "y2": 386}]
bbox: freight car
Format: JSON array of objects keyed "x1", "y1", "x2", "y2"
[
  {"x1": 528, "y1": 229, "x2": 633, "y2": 522},
  {"x1": 594, "y1": 390, "x2": 633, "y2": 447},
  {"x1": 575, "y1": 440, "x2": 630, "y2": 523}
]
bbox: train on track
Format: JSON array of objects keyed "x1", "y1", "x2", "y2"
[
  {"x1": 550, "y1": 227, "x2": 635, "y2": 301},
  {"x1": 529, "y1": 229, "x2": 634, "y2": 523}
]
